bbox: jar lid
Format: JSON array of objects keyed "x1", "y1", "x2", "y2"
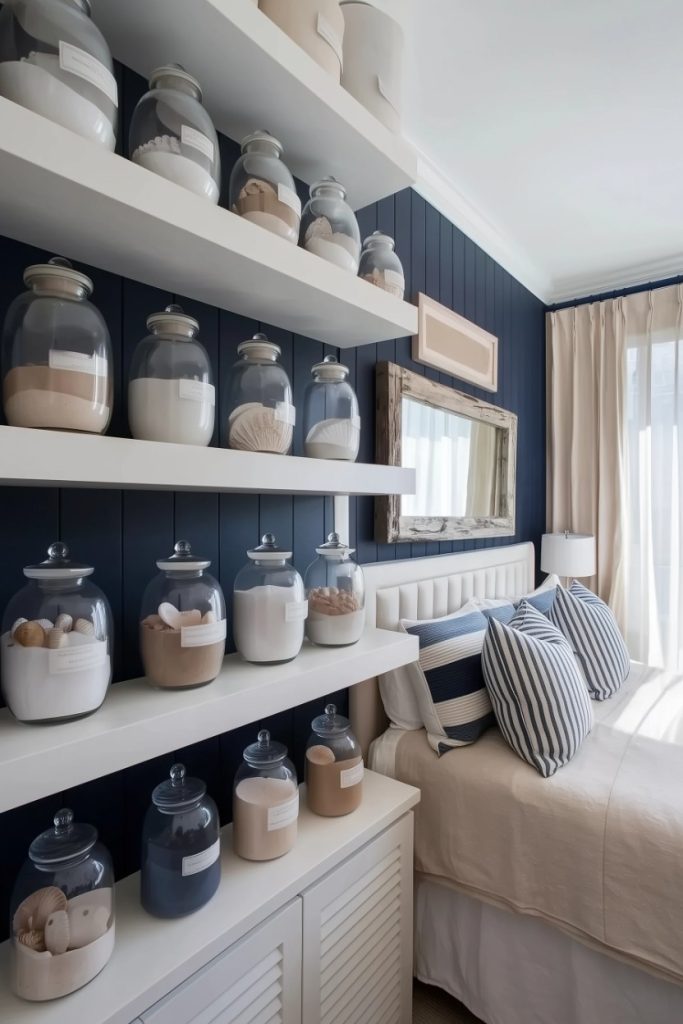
[
  {"x1": 29, "y1": 809, "x2": 97, "y2": 865},
  {"x1": 146, "y1": 304, "x2": 199, "y2": 339},
  {"x1": 240, "y1": 130, "x2": 283, "y2": 155},
  {"x1": 243, "y1": 729, "x2": 289, "y2": 768},
  {"x1": 362, "y1": 230, "x2": 396, "y2": 251},
  {"x1": 311, "y1": 703, "x2": 351, "y2": 737},
  {"x1": 149, "y1": 63, "x2": 202, "y2": 99},
  {"x1": 247, "y1": 533, "x2": 292, "y2": 562},
  {"x1": 68, "y1": 0, "x2": 92, "y2": 14},
  {"x1": 315, "y1": 532, "x2": 355, "y2": 559},
  {"x1": 237, "y1": 333, "x2": 281, "y2": 362},
  {"x1": 311, "y1": 354, "x2": 349, "y2": 382},
  {"x1": 24, "y1": 257, "x2": 93, "y2": 299},
  {"x1": 310, "y1": 176, "x2": 347, "y2": 200},
  {"x1": 156, "y1": 540, "x2": 210, "y2": 572},
  {"x1": 152, "y1": 764, "x2": 207, "y2": 811},
  {"x1": 24, "y1": 542, "x2": 95, "y2": 581}
]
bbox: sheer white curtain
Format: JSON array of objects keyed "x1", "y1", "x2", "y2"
[{"x1": 401, "y1": 398, "x2": 472, "y2": 517}]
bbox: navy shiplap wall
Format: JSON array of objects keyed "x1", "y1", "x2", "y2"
[{"x1": 0, "y1": 64, "x2": 545, "y2": 936}]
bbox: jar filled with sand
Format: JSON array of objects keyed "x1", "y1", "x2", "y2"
[
  {"x1": 304, "y1": 532, "x2": 365, "y2": 647},
  {"x1": 305, "y1": 703, "x2": 363, "y2": 817},
  {"x1": 233, "y1": 730, "x2": 299, "y2": 861},
  {"x1": 303, "y1": 355, "x2": 360, "y2": 461},
  {"x1": 300, "y1": 177, "x2": 361, "y2": 273},
  {"x1": 229, "y1": 130, "x2": 301, "y2": 243}
]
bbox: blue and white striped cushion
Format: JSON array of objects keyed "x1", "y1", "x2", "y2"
[
  {"x1": 402, "y1": 605, "x2": 495, "y2": 755},
  {"x1": 482, "y1": 601, "x2": 593, "y2": 777},
  {"x1": 549, "y1": 580, "x2": 630, "y2": 700}
]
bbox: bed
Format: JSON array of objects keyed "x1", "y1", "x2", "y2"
[{"x1": 351, "y1": 543, "x2": 683, "y2": 1024}]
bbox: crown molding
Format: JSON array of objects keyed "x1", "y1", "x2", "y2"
[{"x1": 547, "y1": 254, "x2": 683, "y2": 305}]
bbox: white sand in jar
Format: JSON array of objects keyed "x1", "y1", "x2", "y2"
[
  {"x1": 128, "y1": 378, "x2": 215, "y2": 445},
  {"x1": 233, "y1": 586, "x2": 305, "y2": 663},
  {"x1": 304, "y1": 235, "x2": 360, "y2": 272},
  {"x1": 233, "y1": 777, "x2": 298, "y2": 861},
  {"x1": 238, "y1": 209, "x2": 298, "y2": 242},
  {"x1": 132, "y1": 142, "x2": 219, "y2": 203},
  {"x1": 306, "y1": 608, "x2": 364, "y2": 646},
  {"x1": 305, "y1": 417, "x2": 360, "y2": 461}
]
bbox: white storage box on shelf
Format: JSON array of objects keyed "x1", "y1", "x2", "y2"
[
  {"x1": 259, "y1": 0, "x2": 345, "y2": 82},
  {"x1": 340, "y1": 1, "x2": 404, "y2": 133}
]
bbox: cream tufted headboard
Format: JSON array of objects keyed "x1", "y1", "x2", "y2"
[{"x1": 351, "y1": 542, "x2": 536, "y2": 756}]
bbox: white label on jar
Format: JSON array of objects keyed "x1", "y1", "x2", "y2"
[
  {"x1": 182, "y1": 838, "x2": 220, "y2": 877},
  {"x1": 285, "y1": 600, "x2": 308, "y2": 623},
  {"x1": 267, "y1": 792, "x2": 299, "y2": 831},
  {"x1": 49, "y1": 350, "x2": 108, "y2": 377},
  {"x1": 316, "y1": 13, "x2": 344, "y2": 66},
  {"x1": 384, "y1": 269, "x2": 405, "y2": 292},
  {"x1": 277, "y1": 183, "x2": 301, "y2": 218},
  {"x1": 340, "y1": 760, "x2": 364, "y2": 789},
  {"x1": 49, "y1": 642, "x2": 106, "y2": 675},
  {"x1": 59, "y1": 41, "x2": 118, "y2": 107},
  {"x1": 181, "y1": 125, "x2": 215, "y2": 163},
  {"x1": 178, "y1": 379, "x2": 216, "y2": 406},
  {"x1": 275, "y1": 401, "x2": 296, "y2": 426},
  {"x1": 377, "y1": 75, "x2": 400, "y2": 114},
  {"x1": 180, "y1": 619, "x2": 227, "y2": 648}
]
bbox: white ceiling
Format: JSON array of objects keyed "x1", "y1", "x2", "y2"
[{"x1": 392, "y1": 0, "x2": 683, "y2": 303}]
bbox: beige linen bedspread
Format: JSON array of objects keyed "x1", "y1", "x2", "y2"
[{"x1": 392, "y1": 662, "x2": 683, "y2": 983}]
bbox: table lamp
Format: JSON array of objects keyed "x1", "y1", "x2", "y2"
[{"x1": 540, "y1": 531, "x2": 596, "y2": 586}]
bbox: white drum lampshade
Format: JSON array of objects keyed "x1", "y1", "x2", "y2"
[{"x1": 541, "y1": 532, "x2": 596, "y2": 580}]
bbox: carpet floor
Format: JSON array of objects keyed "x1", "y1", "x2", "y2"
[{"x1": 413, "y1": 980, "x2": 484, "y2": 1023}]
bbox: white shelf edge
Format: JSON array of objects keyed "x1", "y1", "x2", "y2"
[{"x1": 0, "y1": 629, "x2": 419, "y2": 813}]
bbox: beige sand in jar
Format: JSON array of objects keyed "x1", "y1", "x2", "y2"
[
  {"x1": 306, "y1": 746, "x2": 364, "y2": 816},
  {"x1": 3, "y1": 366, "x2": 111, "y2": 433},
  {"x1": 361, "y1": 267, "x2": 405, "y2": 299},
  {"x1": 140, "y1": 623, "x2": 225, "y2": 689},
  {"x1": 233, "y1": 777, "x2": 298, "y2": 860},
  {"x1": 232, "y1": 178, "x2": 300, "y2": 243}
]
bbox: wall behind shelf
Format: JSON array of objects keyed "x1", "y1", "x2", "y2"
[{"x1": 0, "y1": 63, "x2": 545, "y2": 938}]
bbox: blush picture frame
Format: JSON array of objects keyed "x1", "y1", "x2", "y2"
[{"x1": 412, "y1": 293, "x2": 498, "y2": 392}]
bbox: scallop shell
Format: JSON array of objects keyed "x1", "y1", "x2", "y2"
[
  {"x1": 47, "y1": 628, "x2": 67, "y2": 650},
  {"x1": 10, "y1": 617, "x2": 27, "y2": 636},
  {"x1": 201, "y1": 610, "x2": 216, "y2": 624},
  {"x1": 239, "y1": 177, "x2": 277, "y2": 199},
  {"x1": 44, "y1": 909, "x2": 69, "y2": 955},
  {"x1": 55, "y1": 613, "x2": 73, "y2": 633},
  {"x1": 13, "y1": 886, "x2": 66, "y2": 935},
  {"x1": 74, "y1": 618, "x2": 95, "y2": 636},
  {"x1": 36, "y1": 618, "x2": 54, "y2": 632},
  {"x1": 306, "y1": 417, "x2": 360, "y2": 447},
  {"x1": 18, "y1": 929, "x2": 46, "y2": 952},
  {"x1": 304, "y1": 215, "x2": 333, "y2": 243},
  {"x1": 13, "y1": 621, "x2": 46, "y2": 648},
  {"x1": 229, "y1": 405, "x2": 292, "y2": 454},
  {"x1": 228, "y1": 402, "x2": 262, "y2": 428}
]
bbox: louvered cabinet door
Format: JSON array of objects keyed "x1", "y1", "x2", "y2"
[
  {"x1": 140, "y1": 899, "x2": 302, "y2": 1024},
  {"x1": 301, "y1": 814, "x2": 414, "y2": 1024}
]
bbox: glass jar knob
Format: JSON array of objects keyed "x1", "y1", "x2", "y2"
[
  {"x1": 53, "y1": 808, "x2": 74, "y2": 835},
  {"x1": 175, "y1": 541, "x2": 192, "y2": 557},
  {"x1": 48, "y1": 541, "x2": 69, "y2": 561},
  {"x1": 170, "y1": 763, "x2": 186, "y2": 786},
  {"x1": 258, "y1": 729, "x2": 270, "y2": 748},
  {"x1": 325, "y1": 703, "x2": 337, "y2": 718},
  {"x1": 48, "y1": 257, "x2": 74, "y2": 270}
]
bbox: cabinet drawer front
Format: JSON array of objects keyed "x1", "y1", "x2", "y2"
[{"x1": 141, "y1": 900, "x2": 302, "y2": 1024}]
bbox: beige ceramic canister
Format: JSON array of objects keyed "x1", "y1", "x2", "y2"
[
  {"x1": 259, "y1": 0, "x2": 344, "y2": 81},
  {"x1": 340, "y1": 1, "x2": 404, "y2": 133},
  {"x1": 305, "y1": 703, "x2": 364, "y2": 816}
]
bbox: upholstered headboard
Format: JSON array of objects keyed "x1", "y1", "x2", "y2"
[{"x1": 351, "y1": 543, "x2": 536, "y2": 755}]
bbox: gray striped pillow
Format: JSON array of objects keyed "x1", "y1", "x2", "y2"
[
  {"x1": 549, "y1": 581, "x2": 630, "y2": 700},
  {"x1": 482, "y1": 601, "x2": 593, "y2": 777}
]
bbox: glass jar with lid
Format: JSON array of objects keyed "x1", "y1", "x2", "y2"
[
  {"x1": 1, "y1": 542, "x2": 113, "y2": 723},
  {"x1": 300, "y1": 177, "x2": 361, "y2": 273},
  {"x1": 2, "y1": 257, "x2": 113, "y2": 434},
  {"x1": 233, "y1": 729, "x2": 299, "y2": 861},
  {"x1": 233, "y1": 534, "x2": 307, "y2": 664},
  {"x1": 224, "y1": 334, "x2": 295, "y2": 454},
  {"x1": 303, "y1": 355, "x2": 360, "y2": 461},
  {"x1": 129, "y1": 64, "x2": 220, "y2": 204},
  {"x1": 141, "y1": 764, "x2": 221, "y2": 919},
  {"x1": 140, "y1": 540, "x2": 226, "y2": 690},
  {"x1": 359, "y1": 231, "x2": 405, "y2": 299},
  {"x1": 128, "y1": 304, "x2": 215, "y2": 446},
  {"x1": 0, "y1": 0, "x2": 118, "y2": 149},
  {"x1": 229, "y1": 130, "x2": 301, "y2": 243},
  {"x1": 304, "y1": 532, "x2": 365, "y2": 647},
  {"x1": 9, "y1": 808, "x2": 115, "y2": 1001},
  {"x1": 305, "y1": 703, "x2": 364, "y2": 816}
]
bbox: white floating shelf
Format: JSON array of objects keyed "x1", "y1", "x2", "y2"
[
  {"x1": 0, "y1": 99, "x2": 417, "y2": 348},
  {"x1": 0, "y1": 771, "x2": 420, "y2": 1024},
  {"x1": 0, "y1": 427, "x2": 415, "y2": 496},
  {"x1": 89, "y1": 0, "x2": 417, "y2": 211},
  {"x1": 0, "y1": 629, "x2": 418, "y2": 813}
]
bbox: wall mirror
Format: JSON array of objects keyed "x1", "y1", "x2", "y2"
[{"x1": 375, "y1": 362, "x2": 517, "y2": 543}]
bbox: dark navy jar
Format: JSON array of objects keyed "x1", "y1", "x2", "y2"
[{"x1": 141, "y1": 764, "x2": 220, "y2": 918}]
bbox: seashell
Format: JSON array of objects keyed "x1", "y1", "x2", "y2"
[
  {"x1": 229, "y1": 404, "x2": 292, "y2": 455},
  {"x1": 239, "y1": 177, "x2": 276, "y2": 199},
  {"x1": 18, "y1": 929, "x2": 46, "y2": 952},
  {"x1": 55, "y1": 613, "x2": 73, "y2": 633},
  {"x1": 305, "y1": 417, "x2": 360, "y2": 460},
  {"x1": 67, "y1": 903, "x2": 110, "y2": 949},
  {"x1": 74, "y1": 618, "x2": 95, "y2": 636},
  {"x1": 176, "y1": 609, "x2": 202, "y2": 628},
  {"x1": 142, "y1": 614, "x2": 165, "y2": 630},
  {"x1": 304, "y1": 215, "x2": 333, "y2": 243},
  {"x1": 158, "y1": 602, "x2": 179, "y2": 628},
  {"x1": 44, "y1": 909, "x2": 69, "y2": 954},
  {"x1": 13, "y1": 886, "x2": 66, "y2": 937},
  {"x1": 36, "y1": 618, "x2": 54, "y2": 632},
  {"x1": 10, "y1": 617, "x2": 27, "y2": 637},
  {"x1": 228, "y1": 402, "x2": 262, "y2": 428},
  {"x1": 47, "y1": 628, "x2": 67, "y2": 650},
  {"x1": 201, "y1": 610, "x2": 216, "y2": 624},
  {"x1": 13, "y1": 621, "x2": 46, "y2": 648}
]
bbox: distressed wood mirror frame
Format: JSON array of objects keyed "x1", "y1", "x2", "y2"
[{"x1": 375, "y1": 362, "x2": 517, "y2": 543}]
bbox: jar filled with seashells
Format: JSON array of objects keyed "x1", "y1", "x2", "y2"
[
  {"x1": 300, "y1": 177, "x2": 361, "y2": 273},
  {"x1": 1, "y1": 542, "x2": 113, "y2": 724},
  {"x1": 140, "y1": 540, "x2": 226, "y2": 689},
  {"x1": 129, "y1": 64, "x2": 220, "y2": 203},
  {"x1": 229, "y1": 130, "x2": 301, "y2": 243},
  {"x1": 9, "y1": 808, "x2": 115, "y2": 1002},
  {"x1": 224, "y1": 334, "x2": 295, "y2": 454},
  {"x1": 303, "y1": 532, "x2": 365, "y2": 647},
  {"x1": 358, "y1": 231, "x2": 405, "y2": 299},
  {"x1": 303, "y1": 354, "x2": 360, "y2": 461}
]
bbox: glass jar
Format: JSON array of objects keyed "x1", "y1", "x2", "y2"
[
  {"x1": 233, "y1": 534, "x2": 307, "y2": 664},
  {"x1": 224, "y1": 334, "x2": 295, "y2": 454},
  {"x1": 9, "y1": 808, "x2": 115, "y2": 1002},
  {"x1": 305, "y1": 703, "x2": 364, "y2": 816},
  {"x1": 0, "y1": 0, "x2": 118, "y2": 149},
  {"x1": 1, "y1": 257, "x2": 112, "y2": 434},
  {"x1": 141, "y1": 764, "x2": 221, "y2": 919},
  {"x1": 300, "y1": 177, "x2": 361, "y2": 273},
  {"x1": 304, "y1": 532, "x2": 365, "y2": 647},
  {"x1": 359, "y1": 231, "x2": 405, "y2": 299},
  {"x1": 140, "y1": 540, "x2": 226, "y2": 690},
  {"x1": 303, "y1": 355, "x2": 360, "y2": 461},
  {"x1": 1, "y1": 542, "x2": 113, "y2": 723},
  {"x1": 229, "y1": 130, "x2": 301, "y2": 243},
  {"x1": 233, "y1": 729, "x2": 298, "y2": 861},
  {"x1": 128, "y1": 304, "x2": 215, "y2": 446},
  {"x1": 129, "y1": 64, "x2": 220, "y2": 204}
]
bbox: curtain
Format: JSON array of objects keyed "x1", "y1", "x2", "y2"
[{"x1": 401, "y1": 398, "x2": 472, "y2": 517}]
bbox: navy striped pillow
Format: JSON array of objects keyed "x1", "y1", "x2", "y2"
[
  {"x1": 482, "y1": 602, "x2": 593, "y2": 777},
  {"x1": 549, "y1": 581, "x2": 630, "y2": 700},
  {"x1": 402, "y1": 606, "x2": 495, "y2": 755}
]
